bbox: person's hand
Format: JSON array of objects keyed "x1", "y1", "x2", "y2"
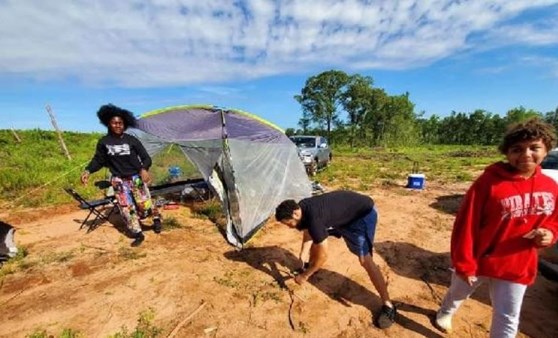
[
  {"x1": 140, "y1": 169, "x2": 152, "y2": 185},
  {"x1": 457, "y1": 273, "x2": 477, "y2": 286},
  {"x1": 294, "y1": 272, "x2": 309, "y2": 285},
  {"x1": 524, "y1": 228, "x2": 554, "y2": 247},
  {"x1": 80, "y1": 171, "x2": 89, "y2": 185}
]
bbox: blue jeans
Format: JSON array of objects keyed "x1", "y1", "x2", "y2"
[{"x1": 338, "y1": 207, "x2": 378, "y2": 256}]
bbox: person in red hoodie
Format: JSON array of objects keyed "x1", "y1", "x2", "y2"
[{"x1": 435, "y1": 118, "x2": 558, "y2": 337}]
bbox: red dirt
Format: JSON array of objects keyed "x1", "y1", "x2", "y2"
[{"x1": 1, "y1": 182, "x2": 557, "y2": 337}]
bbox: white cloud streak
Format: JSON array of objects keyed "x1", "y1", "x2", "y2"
[{"x1": 0, "y1": 0, "x2": 557, "y2": 86}]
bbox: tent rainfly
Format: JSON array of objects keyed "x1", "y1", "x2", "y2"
[{"x1": 131, "y1": 105, "x2": 312, "y2": 247}]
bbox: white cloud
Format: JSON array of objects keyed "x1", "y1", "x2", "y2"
[
  {"x1": 485, "y1": 20, "x2": 558, "y2": 46},
  {"x1": 520, "y1": 55, "x2": 558, "y2": 78},
  {"x1": 0, "y1": 0, "x2": 557, "y2": 86}
]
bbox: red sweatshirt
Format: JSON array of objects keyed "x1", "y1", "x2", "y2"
[{"x1": 451, "y1": 162, "x2": 558, "y2": 285}]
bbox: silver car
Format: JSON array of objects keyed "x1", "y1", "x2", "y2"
[{"x1": 289, "y1": 135, "x2": 332, "y2": 176}]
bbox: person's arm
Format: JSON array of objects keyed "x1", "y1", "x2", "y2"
[
  {"x1": 299, "y1": 229, "x2": 312, "y2": 265},
  {"x1": 132, "y1": 136, "x2": 153, "y2": 185},
  {"x1": 528, "y1": 183, "x2": 558, "y2": 247},
  {"x1": 81, "y1": 140, "x2": 106, "y2": 185},
  {"x1": 295, "y1": 238, "x2": 328, "y2": 284},
  {"x1": 133, "y1": 136, "x2": 152, "y2": 170},
  {"x1": 451, "y1": 179, "x2": 486, "y2": 286}
]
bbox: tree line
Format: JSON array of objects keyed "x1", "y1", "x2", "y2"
[{"x1": 287, "y1": 70, "x2": 558, "y2": 148}]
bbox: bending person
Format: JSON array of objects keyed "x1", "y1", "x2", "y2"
[
  {"x1": 81, "y1": 104, "x2": 162, "y2": 246},
  {"x1": 275, "y1": 190, "x2": 396, "y2": 329}
]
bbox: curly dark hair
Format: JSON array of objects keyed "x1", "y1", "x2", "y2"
[
  {"x1": 275, "y1": 199, "x2": 300, "y2": 221},
  {"x1": 498, "y1": 118, "x2": 557, "y2": 154},
  {"x1": 97, "y1": 104, "x2": 137, "y2": 129}
]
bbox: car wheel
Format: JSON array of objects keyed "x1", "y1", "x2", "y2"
[
  {"x1": 325, "y1": 153, "x2": 332, "y2": 167},
  {"x1": 308, "y1": 160, "x2": 318, "y2": 176}
]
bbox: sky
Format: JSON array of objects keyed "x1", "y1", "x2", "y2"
[{"x1": 0, "y1": 0, "x2": 557, "y2": 133}]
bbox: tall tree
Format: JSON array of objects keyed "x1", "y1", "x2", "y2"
[
  {"x1": 380, "y1": 92, "x2": 418, "y2": 146},
  {"x1": 505, "y1": 106, "x2": 541, "y2": 125},
  {"x1": 294, "y1": 70, "x2": 351, "y2": 140},
  {"x1": 544, "y1": 106, "x2": 558, "y2": 132},
  {"x1": 341, "y1": 74, "x2": 377, "y2": 147}
]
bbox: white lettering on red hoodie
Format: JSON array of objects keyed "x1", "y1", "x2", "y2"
[{"x1": 451, "y1": 162, "x2": 558, "y2": 285}]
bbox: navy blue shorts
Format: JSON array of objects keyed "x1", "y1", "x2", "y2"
[{"x1": 338, "y1": 207, "x2": 378, "y2": 257}]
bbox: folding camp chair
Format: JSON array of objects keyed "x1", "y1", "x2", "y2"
[{"x1": 64, "y1": 187, "x2": 117, "y2": 231}]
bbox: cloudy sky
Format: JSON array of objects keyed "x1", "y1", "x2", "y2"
[{"x1": 1, "y1": 0, "x2": 557, "y2": 132}]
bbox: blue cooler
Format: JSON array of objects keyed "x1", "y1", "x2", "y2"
[
  {"x1": 168, "y1": 166, "x2": 182, "y2": 181},
  {"x1": 407, "y1": 173, "x2": 425, "y2": 190}
]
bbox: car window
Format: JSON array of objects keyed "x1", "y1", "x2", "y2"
[
  {"x1": 542, "y1": 151, "x2": 558, "y2": 170},
  {"x1": 290, "y1": 137, "x2": 316, "y2": 148}
]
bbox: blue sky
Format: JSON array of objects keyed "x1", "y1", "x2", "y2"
[{"x1": 0, "y1": 1, "x2": 557, "y2": 133}]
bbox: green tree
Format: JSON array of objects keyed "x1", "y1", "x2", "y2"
[
  {"x1": 284, "y1": 128, "x2": 296, "y2": 136},
  {"x1": 544, "y1": 106, "x2": 558, "y2": 132},
  {"x1": 380, "y1": 92, "x2": 419, "y2": 146},
  {"x1": 505, "y1": 106, "x2": 541, "y2": 125},
  {"x1": 417, "y1": 114, "x2": 440, "y2": 144},
  {"x1": 294, "y1": 70, "x2": 351, "y2": 140},
  {"x1": 341, "y1": 74, "x2": 377, "y2": 147}
]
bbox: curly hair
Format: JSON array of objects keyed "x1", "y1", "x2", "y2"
[
  {"x1": 498, "y1": 118, "x2": 557, "y2": 154},
  {"x1": 97, "y1": 104, "x2": 137, "y2": 129},
  {"x1": 275, "y1": 199, "x2": 300, "y2": 221}
]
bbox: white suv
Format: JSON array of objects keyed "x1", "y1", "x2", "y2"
[
  {"x1": 289, "y1": 135, "x2": 332, "y2": 176},
  {"x1": 541, "y1": 148, "x2": 558, "y2": 183}
]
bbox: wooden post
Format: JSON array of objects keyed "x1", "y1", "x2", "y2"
[
  {"x1": 10, "y1": 128, "x2": 21, "y2": 143},
  {"x1": 45, "y1": 104, "x2": 72, "y2": 160}
]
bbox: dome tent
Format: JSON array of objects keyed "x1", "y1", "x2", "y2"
[{"x1": 130, "y1": 105, "x2": 311, "y2": 247}]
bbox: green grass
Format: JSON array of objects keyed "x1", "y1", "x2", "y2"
[
  {"x1": 0, "y1": 129, "x2": 502, "y2": 208},
  {"x1": 108, "y1": 308, "x2": 162, "y2": 338},
  {"x1": 24, "y1": 309, "x2": 159, "y2": 338},
  {"x1": 161, "y1": 216, "x2": 184, "y2": 231},
  {"x1": 26, "y1": 328, "x2": 83, "y2": 338},
  {"x1": 0, "y1": 130, "x2": 200, "y2": 208},
  {"x1": 0, "y1": 246, "x2": 31, "y2": 279},
  {"x1": 318, "y1": 144, "x2": 501, "y2": 190}
]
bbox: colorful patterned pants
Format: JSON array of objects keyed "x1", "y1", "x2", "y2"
[{"x1": 111, "y1": 175, "x2": 160, "y2": 234}]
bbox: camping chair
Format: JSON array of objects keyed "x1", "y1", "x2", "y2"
[{"x1": 64, "y1": 187, "x2": 117, "y2": 231}]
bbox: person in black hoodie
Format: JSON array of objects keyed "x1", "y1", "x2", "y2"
[{"x1": 81, "y1": 104, "x2": 162, "y2": 246}]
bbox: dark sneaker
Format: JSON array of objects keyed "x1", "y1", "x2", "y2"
[
  {"x1": 131, "y1": 232, "x2": 145, "y2": 247},
  {"x1": 153, "y1": 218, "x2": 162, "y2": 234},
  {"x1": 293, "y1": 262, "x2": 310, "y2": 275},
  {"x1": 374, "y1": 304, "x2": 397, "y2": 329}
]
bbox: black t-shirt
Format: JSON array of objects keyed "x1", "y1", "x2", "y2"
[
  {"x1": 298, "y1": 190, "x2": 374, "y2": 244},
  {"x1": 85, "y1": 133, "x2": 152, "y2": 177}
]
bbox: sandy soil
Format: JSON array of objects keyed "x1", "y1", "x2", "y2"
[{"x1": 1, "y1": 181, "x2": 557, "y2": 338}]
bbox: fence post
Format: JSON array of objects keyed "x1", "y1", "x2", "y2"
[
  {"x1": 45, "y1": 104, "x2": 72, "y2": 160},
  {"x1": 10, "y1": 127, "x2": 21, "y2": 143}
]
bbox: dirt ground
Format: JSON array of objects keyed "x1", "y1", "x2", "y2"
[{"x1": 1, "y1": 181, "x2": 557, "y2": 338}]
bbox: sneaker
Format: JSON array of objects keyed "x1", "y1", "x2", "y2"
[
  {"x1": 434, "y1": 310, "x2": 452, "y2": 333},
  {"x1": 153, "y1": 218, "x2": 162, "y2": 234},
  {"x1": 131, "y1": 232, "x2": 145, "y2": 247},
  {"x1": 375, "y1": 304, "x2": 397, "y2": 329}
]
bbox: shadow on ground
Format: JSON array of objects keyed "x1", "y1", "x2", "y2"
[
  {"x1": 429, "y1": 194, "x2": 464, "y2": 215},
  {"x1": 225, "y1": 245, "x2": 444, "y2": 337},
  {"x1": 375, "y1": 241, "x2": 558, "y2": 338}
]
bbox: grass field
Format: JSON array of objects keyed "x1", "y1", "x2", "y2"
[{"x1": 0, "y1": 129, "x2": 503, "y2": 209}]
